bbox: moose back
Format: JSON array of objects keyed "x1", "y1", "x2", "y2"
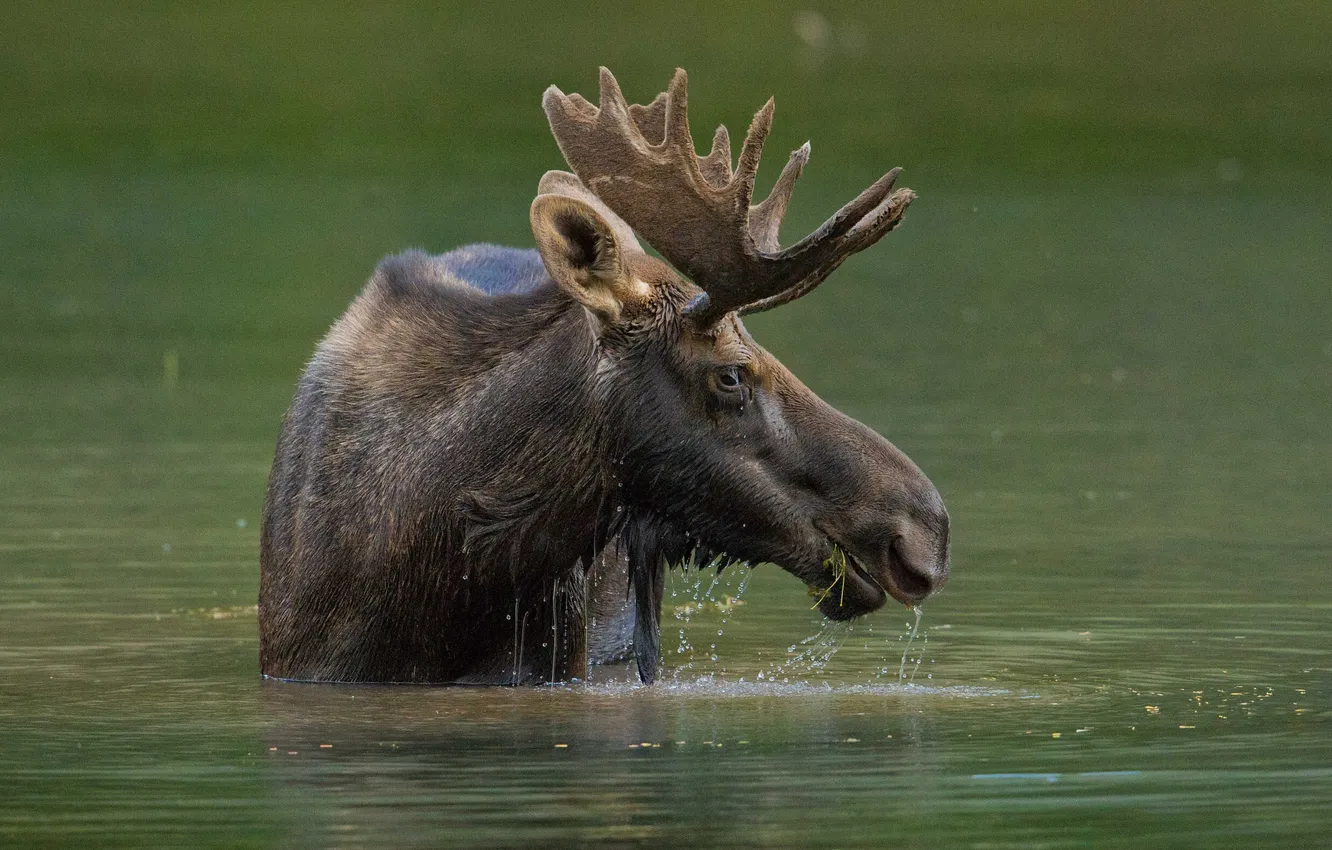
[{"x1": 259, "y1": 68, "x2": 950, "y2": 685}]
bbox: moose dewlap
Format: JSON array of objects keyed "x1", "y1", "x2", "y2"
[{"x1": 258, "y1": 68, "x2": 950, "y2": 686}]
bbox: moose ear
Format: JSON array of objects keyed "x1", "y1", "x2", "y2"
[{"x1": 531, "y1": 194, "x2": 641, "y2": 323}]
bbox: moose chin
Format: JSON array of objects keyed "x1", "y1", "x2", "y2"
[{"x1": 258, "y1": 68, "x2": 950, "y2": 686}]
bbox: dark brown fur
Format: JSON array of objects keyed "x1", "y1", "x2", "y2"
[{"x1": 261, "y1": 248, "x2": 622, "y2": 683}]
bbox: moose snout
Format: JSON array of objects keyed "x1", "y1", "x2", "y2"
[
  {"x1": 881, "y1": 515, "x2": 950, "y2": 604},
  {"x1": 846, "y1": 483, "x2": 950, "y2": 607},
  {"x1": 804, "y1": 418, "x2": 952, "y2": 612}
]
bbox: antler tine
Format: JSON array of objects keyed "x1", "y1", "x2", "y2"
[
  {"x1": 749, "y1": 141, "x2": 809, "y2": 253},
  {"x1": 738, "y1": 169, "x2": 910, "y2": 317},
  {"x1": 741, "y1": 184, "x2": 916, "y2": 315},
  {"x1": 684, "y1": 158, "x2": 914, "y2": 326},
  {"x1": 699, "y1": 125, "x2": 733, "y2": 187},
  {"x1": 662, "y1": 69, "x2": 694, "y2": 154},
  {"x1": 542, "y1": 86, "x2": 586, "y2": 128},
  {"x1": 628, "y1": 92, "x2": 668, "y2": 145},
  {"x1": 732, "y1": 98, "x2": 774, "y2": 213},
  {"x1": 565, "y1": 93, "x2": 598, "y2": 120},
  {"x1": 786, "y1": 167, "x2": 902, "y2": 256},
  {"x1": 845, "y1": 185, "x2": 917, "y2": 250},
  {"x1": 597, "y1": 67, "x2": 632, "y2": 128}
]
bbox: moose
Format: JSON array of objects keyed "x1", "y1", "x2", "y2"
[{"x1": 259, "y1": 68, "x2": 950, "y2": 685}]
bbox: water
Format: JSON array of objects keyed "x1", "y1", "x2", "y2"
[
  {"x1": 896, "y1": 607, "x2": 924, "y2": 683},
  {"x1": 3, "y1": 3, "x2": 1331, "y2": 847}
]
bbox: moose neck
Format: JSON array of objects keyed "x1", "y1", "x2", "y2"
[{"x1": 438, "y1": 285, "x2": 628, "y2": 588}]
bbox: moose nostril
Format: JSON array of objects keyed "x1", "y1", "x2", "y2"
[{"x1": 888, "y1": 537, "x2": 938, "y2": 601}]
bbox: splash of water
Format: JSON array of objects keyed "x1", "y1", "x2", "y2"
[
  {"x1": 667, "y1": 559, "x2": 754, "y2": 679},
  {"x1": 579, "y1": 679, "x2": 1007, "y2": 698},
  {"x1": 762, "y1": 619, "x2": 852, "y2": 684},
  {"x1": 664, "y1": 563, "x2": 934, "y2": 689}
]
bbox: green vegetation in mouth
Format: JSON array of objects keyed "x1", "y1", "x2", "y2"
[{"x1": 808, "y1": 544, "x2": 850, "y2": 609}]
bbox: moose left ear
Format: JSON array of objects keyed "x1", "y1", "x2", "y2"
[{"x1": 531, "y1": 194, "x2": 642, "y2": 323}]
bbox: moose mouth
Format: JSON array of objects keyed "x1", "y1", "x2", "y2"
[{"x1": 810, "y1": 538, "x2": 929, "y2": 621}]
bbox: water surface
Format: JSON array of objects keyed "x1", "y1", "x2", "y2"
[{"x1": 2, "y1": 3, "x2": 1330, "y2": 847}]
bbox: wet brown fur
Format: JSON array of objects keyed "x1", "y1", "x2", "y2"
[{"x1": 260, "y1": 249, "x2": 618, "y2": 683}]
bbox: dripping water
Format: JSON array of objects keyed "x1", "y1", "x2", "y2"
[
  {"x1": 666, "y1": 557, "x2": 753, "y2": 680},
  {"x1": 763, "y1": 619, "x2": 851, "y2": 684},
  {"x1": 510, "y1": 597, "x2": 519, "y2": 685},
  {"x1": 895, "y1": 606, "x2": 925, "y2": 684},
  {"x1": 550, "y1": 578, "x2": 558, "y2": 687}
]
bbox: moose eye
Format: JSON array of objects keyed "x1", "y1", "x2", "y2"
[{"x1": 716, "y1": 366, "x2": 744, "y2": 391}]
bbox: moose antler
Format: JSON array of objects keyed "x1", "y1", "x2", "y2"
[{"x1": 542, "y1": 68, "x2": 916, "y2": 328}]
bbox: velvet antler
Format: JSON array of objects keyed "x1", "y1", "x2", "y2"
[{"x1": 542, "y1": 67, "x2": 915, "y2": 328}]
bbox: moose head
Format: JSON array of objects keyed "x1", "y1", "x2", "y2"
[{"x1": 259, "y1": 68, "x2": 949, "y2": 686}]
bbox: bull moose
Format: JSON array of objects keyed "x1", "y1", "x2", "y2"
[{"x1": 258, "y1": 68, "x2": 950, "y2": 685}]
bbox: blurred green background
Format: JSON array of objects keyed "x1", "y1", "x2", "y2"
[{"x1": 2, "y1": 2, "x2": 1330, "y2": 848}]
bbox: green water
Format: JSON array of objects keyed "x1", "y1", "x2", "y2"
[{"x1": 3, "y1": 3, "x2": 1330, "y2": 847}]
